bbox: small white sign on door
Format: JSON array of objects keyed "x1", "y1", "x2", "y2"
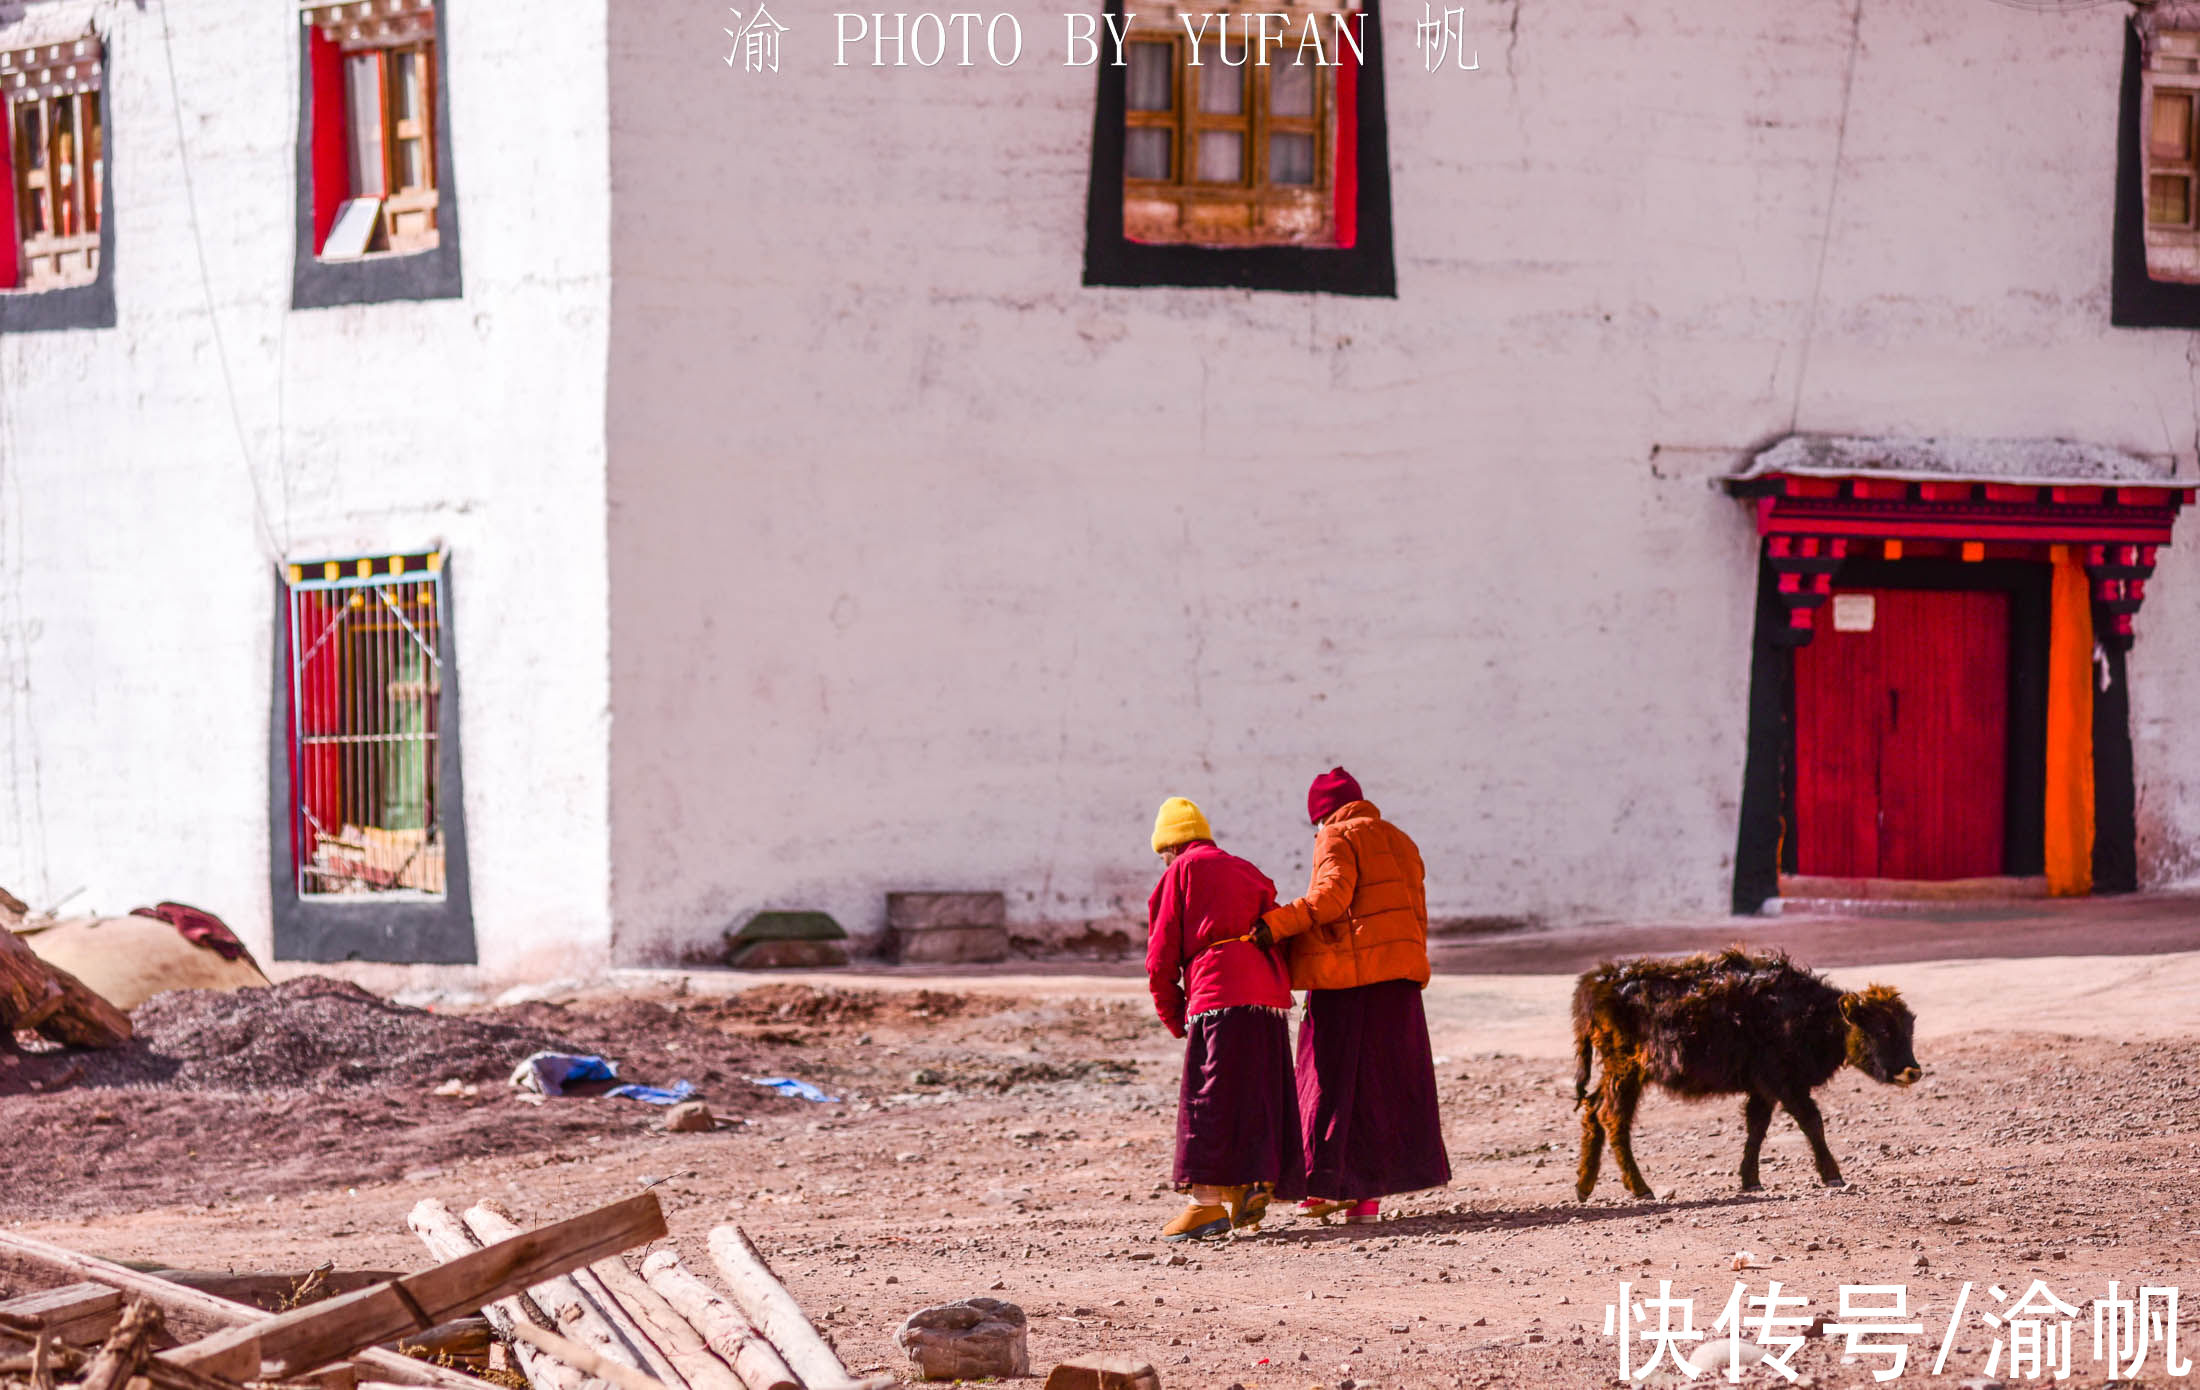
[{"x1": 1832, "y1": 593, "x2": 1876, "y2": 633}]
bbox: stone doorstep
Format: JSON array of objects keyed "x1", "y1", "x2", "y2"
[{"x1": 887, "y1": 923, "x2": 1010, "y2": 965}]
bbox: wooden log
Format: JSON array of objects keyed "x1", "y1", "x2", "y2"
[
  {"x1": 457, "y1": 1205, "x2": 655, "y2": 1385},
  {"x1": 164, "y1": 1192, "x2": 667, "y2": 1378},
  {"x1": 79, "y1": 1300, "x2": 161, "y2": 1390},
  {"x1": 703, "y1": 1229, "x2": 847, "y2": 1390},
  {"x1": 0, "y1": 923, "x2": 130, "y2": 1049},
  {"x1": 407, "y1": 1200, "x2": 598, "y2": 1390},
  {"x1": 0, "y1": 1222, "x2": 571, "y2": 1390},
  {"x1": 569, "y1": 1268, "x2": 683, "y2": 1390},
  {"x1": 585, "y1": 1261, "x2": 744, "y2": 1390},
  {"x1": 505, "y1": 1323, "x2": 669, "y2": 1390},
  {"x1": 636, "y1": 1254, "x2": 795, "y2": 1390}
]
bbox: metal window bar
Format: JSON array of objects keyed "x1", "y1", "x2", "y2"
[{"x1": 286, "y1": 563, "x2": 446, "y2": 898}]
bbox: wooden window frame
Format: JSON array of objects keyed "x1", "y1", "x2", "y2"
[
  {"x1": 353, "y1": 40, "x2": 438, "y2": 255},
  {"x1": 1122, "y1": 34, "x2": 1334, "y2": 248},
  {"x1": 2148, "y1": 84, "x2": 2198, "y2": 230},
  {"x1": 6, "y1": 87, "x2": 102, "y2": 292}
]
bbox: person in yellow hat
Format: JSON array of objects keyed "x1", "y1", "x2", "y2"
[{"x1": 1144, "y1": 796, "x2": 1306, "y2": 1240}]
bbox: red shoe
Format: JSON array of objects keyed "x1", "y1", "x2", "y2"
[{"x1": 1344, "y1": 1199, "x2": 1381, "y2": 1225}]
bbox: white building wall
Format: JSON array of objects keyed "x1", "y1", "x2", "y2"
[
  {"x1": 0, "y1": 0, "x2": 614, "y2": 974},
  {"x1": 603, "y1": 0, "x2": 2200, "y2": 961}
]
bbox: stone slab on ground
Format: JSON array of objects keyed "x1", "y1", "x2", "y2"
[{"x1": 1043, "y1": 1356, "x2": 1163, "y2": 1390}]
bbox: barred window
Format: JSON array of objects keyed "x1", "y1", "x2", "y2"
[{"x1": 284, "y1": 552, "x2": 448, "y2": 898}]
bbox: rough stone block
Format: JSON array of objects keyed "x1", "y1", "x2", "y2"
[
  {"x1": 885, "y1": 892, "x2": 1005, "y2": 930},
  {"x1": 896, "y1": 1297, "x2": 1028, "y2": 1381},
  {"x1": 662, "y1": 1100, "x2": 715, "y2": 1132},
  {"x1": 1043, "y1": 1356, "x2": 1164, "y2": 1390}
]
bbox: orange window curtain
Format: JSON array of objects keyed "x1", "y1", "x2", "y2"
[{"x1": 2044, "y1": 544, "x2": 2095, "y2": 896}]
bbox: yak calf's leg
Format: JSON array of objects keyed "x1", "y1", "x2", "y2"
[
  {"x1": 1575, "y1": 1083, "x2": 1608, "y2": 1201},
  {"x1": 1602, "y1": 1067, "x2": 1656, "y2": 1200},
  {"x1": 1781, "y1": 1091, "x2": 1845, "y2": 1187},
  {"x1": 1738, "y1": 1092, "x2": 1773, "y2": 1192}
]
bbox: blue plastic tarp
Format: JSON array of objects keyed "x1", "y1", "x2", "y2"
[{"x1": 749, "y1": 1076, "x2": 841, "y2": 1103}]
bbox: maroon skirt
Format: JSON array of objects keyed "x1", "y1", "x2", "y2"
[
  {"x1": 1297, "y1": 978, "x2": 1452, "y2": 1199},
  {"x1": 1173, "y1": 1005, "x2": 1307, "y2": 1198}
]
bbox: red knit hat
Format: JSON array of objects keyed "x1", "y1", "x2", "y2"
[{"x1": 1307, "y1": 767, "x2": 1364, "y2": 824}]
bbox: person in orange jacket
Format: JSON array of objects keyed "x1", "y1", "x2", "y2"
[
  {"x1": 1260, "y1": 768, "x2": 1452, "y2": 1223},
  {"x1": 1145, "y1": 796, "x2": 1306, "y2": 1241}
]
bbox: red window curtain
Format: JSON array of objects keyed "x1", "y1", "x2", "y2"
[
  {"x1": 309, "y1": 28, "x2": 350, "y2": 253},
  {"x1": 292, "y1": 589, "x2": 347, "y2": 874},
  {"x1": 0, "y1": 101, "x2": 18, "y2": 289},
  {"x1": 1332, "y1": 28, "x2": 1359, "y2": 250}
]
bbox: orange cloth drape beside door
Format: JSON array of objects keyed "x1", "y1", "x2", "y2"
[{"x1": 2044, "y1": 545, "x2": 2095, "y2": 896}]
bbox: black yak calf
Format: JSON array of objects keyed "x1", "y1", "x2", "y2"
[{"x1": 1571, "y1": 948, "x2": 1920, "y2": 1200}]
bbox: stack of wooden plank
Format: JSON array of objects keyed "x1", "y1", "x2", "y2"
[
  {"x1": 0, "y1": 1194, "x2": 883, "y2": 1390},
  {"x1": 408, "y1": 1199, "x2": 886, "y2": 1390},
  {"x1": 0, "y1": 1196, "x2": 668, "y2": 1390}
]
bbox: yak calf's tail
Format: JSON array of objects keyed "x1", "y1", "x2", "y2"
[{"x1": 1572, "y1": 1027, "x2": 1593, "y2": 1107}]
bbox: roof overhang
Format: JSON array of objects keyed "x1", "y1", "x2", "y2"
[{"x1": 1726, "y1": 436, "x2": 2197, "y2": 648}]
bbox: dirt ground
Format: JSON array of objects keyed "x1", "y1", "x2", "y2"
[{"x1": 6, "y1": 943, "x2": 2200, "y2": 1389}]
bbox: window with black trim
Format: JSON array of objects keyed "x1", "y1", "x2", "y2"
[
  {"x1": 0, "y1": 29, "x2": 103, "y2": 294},
  {"x1": 2114, "y1": 13, "x2": 2200, "y2": 327},
  {"x1": 272, "y1": 550, "x2": 475, "y2": 964},
  {"x1": 1083, "y1": 0, "x2": 1394, "y2": 296},
  {"x1": 292, "y1": 0, "x2": 460, "y2": 308}
]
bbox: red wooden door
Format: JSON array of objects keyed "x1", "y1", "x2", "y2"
[{"x1": 1794, "y1": 588, "x2": 2009, "y2": 880}]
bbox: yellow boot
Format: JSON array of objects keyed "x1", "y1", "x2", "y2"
[
  {"x1": 1162, "y1": 1202, "x2": 1231, "y2": 1242},
  {"x1": 1229, "y1": 1183, "x2": 1272, "y2": 1231}
]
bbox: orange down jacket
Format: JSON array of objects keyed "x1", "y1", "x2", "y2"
[{"x1": 1261, "y1": 800, "x2": 1431, "y2": 992}]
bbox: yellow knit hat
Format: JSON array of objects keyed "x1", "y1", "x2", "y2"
[{"x1": 1151, "y1": 797, "x2": 1213, "y2": 853}]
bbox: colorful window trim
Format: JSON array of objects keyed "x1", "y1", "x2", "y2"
[{"x1": 1726, "y1": 472, "x2": 2194, "y2": 650}]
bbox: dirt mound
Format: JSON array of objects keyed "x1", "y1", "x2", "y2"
[
  {"x1": 48, "y1": 977, "x2": 586, "y2": 1095},
  {"x1": 696, "y1": 984, "x2": 1007, "y2": 1029}
]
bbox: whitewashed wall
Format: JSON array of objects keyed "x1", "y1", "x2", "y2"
[
  {"x1": 602, "y1": 0, "x2": 2200, "y2": 961},
  {"x1": 0, "y1": 0, "x2": 614, "y2": 974}
]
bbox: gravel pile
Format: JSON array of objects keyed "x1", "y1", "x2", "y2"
[{"x1": 73, "y1": 976, "x2": 585, "y2": 1094}]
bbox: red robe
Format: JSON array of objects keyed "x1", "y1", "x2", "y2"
[{"x1": 1145, "y1": 841, "x2": 1291, "y2": 1038}]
